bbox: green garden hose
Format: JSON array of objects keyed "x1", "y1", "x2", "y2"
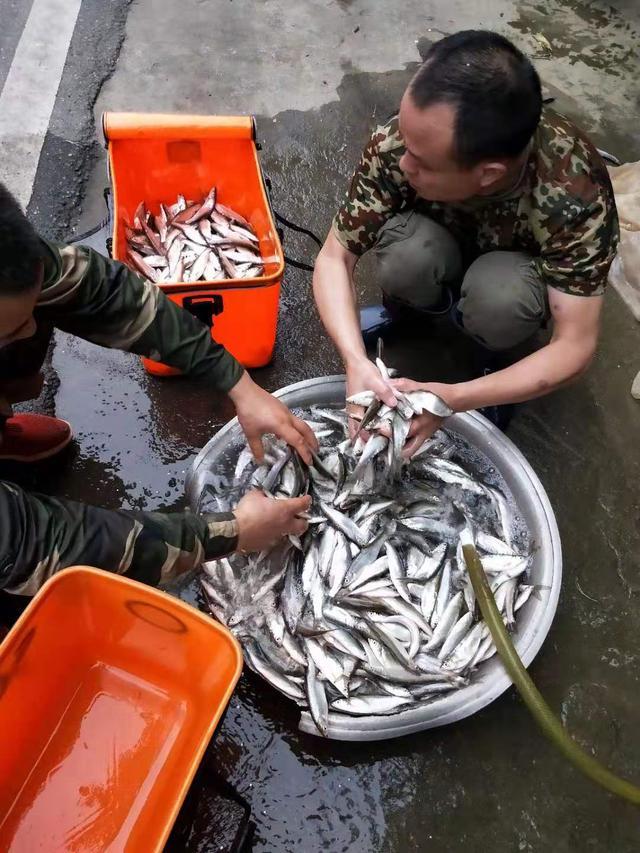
[{"x1": 462, "y1": 543, "x2": 640, "y2": 805}]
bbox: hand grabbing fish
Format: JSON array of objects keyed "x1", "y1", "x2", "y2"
[
  {"x1": 345, "y1": 354, "x2": 455, "y2": 460},
  {"x1": 234, "y1": 490, "x2": 311, "y2": 552},
  {"x1": 345, "y1": 354, "x2": 397, "y2": 441},
  {"x1": 389, "y1": 378, "x2": 456, "y2": 458},
  {"x1": 228, "y1": 373, "x2": 318, "y2": 466}
]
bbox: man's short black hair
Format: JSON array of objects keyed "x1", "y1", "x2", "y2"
[
  {"x1": 410, "y1": 30, "x2": 542, "y2": 166},
  {"x1": 0, "y1": 182, "x2": 44, "y2": 296}
]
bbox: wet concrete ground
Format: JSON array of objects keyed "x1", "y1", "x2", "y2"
[{"x1": 7, "y1": 0, "x2": 640, "y2": 849}]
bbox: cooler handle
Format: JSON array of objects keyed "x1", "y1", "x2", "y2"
[
  {"x1": 183, "y1": 295, "x2": 224, "y2": 327},
  {"x1": 102, "y1": 112, "x2": 254, "y2": 142}
]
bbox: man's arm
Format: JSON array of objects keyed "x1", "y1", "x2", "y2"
[
  {"x1": 313, "y1": 231, "x2": 396, "y2": 408},
  {"x1": 0, "y1": 481, "x2": 310, "y2": 595},
  {"x1": 39, "y1": 241, "x2": 317, "y2": 462},
  {"x1": 313, "y1": 117, "x2": 408, "y2": 414},
  {"x1": 40, "y1": 241, "x2": 243, "y2": 389},
  {"x1": 395, "y1": 289, "x2": 603, "y2": 456}
]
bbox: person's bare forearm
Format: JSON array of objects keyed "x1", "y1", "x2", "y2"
[
  {"x1": 312, "y1": 239, "x2": 366, "y2": 367},
  {"x1": 312, "y1": 233, "x2": 405, "y2": 409},
  {"x1": 446, "y1": 338, "x2": 595, "y2": 411},
  {"x1": 392, "y1": 289, "x2": 602, "y2": 455}
]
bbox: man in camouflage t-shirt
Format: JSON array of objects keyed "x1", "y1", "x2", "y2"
[{"x1": 313, "y1": 30, "x2": 618, "y2": 455}]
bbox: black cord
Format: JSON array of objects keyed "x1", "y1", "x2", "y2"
[
  {"x1": 274, "y1": 211, "x2": 323, "y2": 273},
  {"x1": 69, "y1": 216, "x2": 109, "y2": 243},
  {"x1": 275, "y1": 211, "x2": 323, "y2": 248},
  {"x1": 283, "y1": 255, "x2": 315, "y2": 272}
]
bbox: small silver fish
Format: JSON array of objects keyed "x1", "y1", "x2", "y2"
[
  {"x1": 199, "y1": 385, "x2": 530, "y2": 736},
  {"x1": 331, "y1": 695, "x2": 409, "y2": 716},
  {"x1": 306, "y1": 657, "x2": 329, "y2": 736},
  {"x1": 385, "y1": 541, "x2": 412, "y2": 605},
  {"x1": 321, "y1": 501, "x2": 369, "y2": 548},
  {"x1": 125, "y1": 186, "x2": 264, "y2": 285}
]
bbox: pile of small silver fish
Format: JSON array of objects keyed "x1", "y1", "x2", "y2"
[
  {"x1": 199, "y1": 373, "x2": 534, "y2": 737},
  {"x1": 125, "y1": 186, "x2": 264, "y2": 284}
]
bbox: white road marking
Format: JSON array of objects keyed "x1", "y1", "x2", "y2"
[{"x1": 0, "y1": 0, "x2": 82, "y2": 209}]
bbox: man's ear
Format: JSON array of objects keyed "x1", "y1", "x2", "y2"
[{"x1": 476, "y1": 161, "x2": 508, "y2": 190}]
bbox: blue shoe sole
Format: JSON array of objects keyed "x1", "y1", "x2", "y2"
[{"x1": 360, "y1": 305, "x2": 395, "y2": 346}]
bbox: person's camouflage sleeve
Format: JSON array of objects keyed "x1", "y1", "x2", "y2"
[
  {"x1": 36, "y1": 239, "x2": 244, "y2": 391},
  {"x1": 332, "y1": 118, "x2": 408, "y2": 256},
  {"x1": 0, "y1": 480, "x2": 238, "y2": 594},
  {"x1": 530, "y1": 112, "x2": 619, "y2": 296}
]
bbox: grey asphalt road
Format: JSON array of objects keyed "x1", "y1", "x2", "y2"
[{"x1": 1, "y1": 1, "x2": 640, "y2": 851}]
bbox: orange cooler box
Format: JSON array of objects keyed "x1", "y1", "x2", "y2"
[{"x1": 103, "y1": 112, "x2": 285, "y2": 375}]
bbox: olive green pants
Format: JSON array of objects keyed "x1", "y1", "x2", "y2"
[{"x1": 374, "y1": 211, "x2": 550, "y2": 351}]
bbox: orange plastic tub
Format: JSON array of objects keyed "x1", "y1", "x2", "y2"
[
  {"x1": 103, "y1": 112, "x2": 285, "y2": 375},
  {"x1": 0, "y1": 567, "x2": 243, "y2": 852}
]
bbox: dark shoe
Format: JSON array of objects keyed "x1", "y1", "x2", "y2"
[
  {"x1": 360, "y1": 304, "x2": 395, "y2": 347},
  {"x1": 382, "y1": 287, "x2": 453, "y2": 323},
  {"x1": 360, "y1": 289, "x2": 455, "y2": 347},
  {"x1": 476, "y1": 363, "x2": 516, "y2": 431},
  {"x1": 0, "y1": 414, "x2": 73, "y2": 462},
  {"x1": 479, "y1": 398, "x2": 516, "y2": 431},
  {"x1": 446, "y1": 301, "x2": 517, "y2": 429},
  {"x1": 465, "y1": 339, "x2": 515, "y2": 430}
]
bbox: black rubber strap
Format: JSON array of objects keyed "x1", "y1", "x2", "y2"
[
  {"x1": 274, "y1": 210, "x2": 323, "y2": 273},
  {"x1": 70, "y1": 218, "x2": 109, "y2": 243},
  {"x1": 275, "y1": 211, "x2": 323, "y2": 248},
  {"x1": 283, "y1": 255, "x2": 315, "y2": 272}
]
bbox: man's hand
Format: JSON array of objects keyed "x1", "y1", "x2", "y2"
[
  {"x1": 228, "y1": 373, "x2": 318, "y2": 465},
  {"x1": 391, "y1": 378, "x2": 454, "y2": 458},
  {"x1": 234, "y1": 491, "x2": 311, "y2": 552},
  {"x1": 346, "y1": 355, "x2": 397, "y2": 438},
  {"x1": 401, "y1": 412, "x2": 445, "y2": 457}
]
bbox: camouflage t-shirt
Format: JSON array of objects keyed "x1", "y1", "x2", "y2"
[{"x1": 333, "y1": 109, "x2": 619, "y2": 296}]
